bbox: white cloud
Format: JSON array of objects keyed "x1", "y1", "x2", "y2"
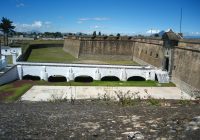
[
  {"x1": 79, "y1": 18, "x2": 91, "y2": 21},
  {"x1": 16, "y1": 3, "x2": 25, "y2": 8},
  {"x1": 90, "y1": 25, "x2": 104, "y2": 29},
  {"x1": 32, "y1": 21, "x2": 42, "y2": 28},
  {"x1": 192, "y1": 32, "x2": 200, "y2": 35},
  {"x1": 146, "y1": 29, "x2": 160, "y2": 34},
  {"x1": 93, "y1": 17, "x2": 109, "y2": 21},
  {"x1": 14, "y1": 21, "x2": 52, "y2": 32},
  {"x1": 77, "y1": 17, "x2": 110, "y2": 23}
]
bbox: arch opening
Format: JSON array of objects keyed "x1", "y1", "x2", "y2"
[
  {"x1": 127, "y1": 76, "x2": 146, "y2": 81},
  {"x1": 74, "y1": 76, "x2": 93, "y2": 82},
  {"x1": 23, "y1": 75, "x2": 40, "y2": 81},
  {"x1": 164, "y1": 57, "x2": 169, "y2": 71},
  {"x1": 101, "y1": 76, "x2": 120, "y2": 81},
  {"x1": 155, "y1": 74, "x2": 158, "y2": 82},
  {"x1": 48, "y1": 75, "x2": 67, "y2": 82}
]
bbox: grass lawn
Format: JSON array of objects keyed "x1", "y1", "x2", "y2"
[
  {"x1": 35, "y1": 80, "x2": 175, "y2": 87},
  {"x1": 6, "y1": 55, "x2": 13, "y2": 64},
  {"x1": 0, "y1": 83, "x2": 32, "y2": 102},
  {"x1": 0, "y1": 80, "x2": 175, "y2": 102},
  {"x1": 27, "y1": 47, "x2": 77, "y2": 63}
]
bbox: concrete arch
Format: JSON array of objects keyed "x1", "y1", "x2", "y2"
[
  {"x1": 23, "y1": 74, "x2": 41, "y2": 81},
  {"x1": 101, "y1": 76, "x2": 120, "y2": 81},
  {"x1": 127, "y1": 76, "x2": 146, "y2": 81},
  {"x1": 74, "y1": 75, "x2": 93, "y2": 82},
  {"x1": 48, "y1": 75, "x2": 67, "y2": 82}
]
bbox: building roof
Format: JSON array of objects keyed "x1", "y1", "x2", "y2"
[{"x1": 162, "y1": 29, "x2": 181, "y2": 41}]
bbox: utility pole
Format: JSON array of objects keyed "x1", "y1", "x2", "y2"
[{"x1": 180, "y1": 8, "x2": 182, "y2": 34}]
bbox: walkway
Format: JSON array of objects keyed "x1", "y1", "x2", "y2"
[{"x1": 21, "y1": 86, "x2": 192, "y2": 101}]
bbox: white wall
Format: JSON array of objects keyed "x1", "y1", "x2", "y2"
[
  {"x1": 1, "y1": 48, "x2": 22, "y2": 57},
  {"x1": 17, "y1": 62, "x2": 157, "y2": 81}
]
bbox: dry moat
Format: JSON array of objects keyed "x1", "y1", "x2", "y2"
[{"x1": 0, "y1": 100, "x2": 200, "y2": 139}]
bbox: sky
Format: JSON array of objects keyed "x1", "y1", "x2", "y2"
[{"x1": 0, "y1": 0, "x2": 200, "y2": 36}]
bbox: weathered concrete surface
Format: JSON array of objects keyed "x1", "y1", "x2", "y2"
[
  {"x1": 21, "y1": 86, "x2": 192, "y2": 101},
  {"x1": 1, "y1": 101, "x2": 200, "y2": 139},
  {"x1": 172, "y1": 42, "x2": 200, "y2": 90}
]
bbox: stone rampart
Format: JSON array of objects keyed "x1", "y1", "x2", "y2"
[
  {"x1": 172, "y1": 41, "x2": 200, "y2": 90},
  {"x1": 63, "y1": 38, "x2": 81, "y2": 58},
  {"x1": 63, "y1": 36, "x2": 200, "y2": 91}
]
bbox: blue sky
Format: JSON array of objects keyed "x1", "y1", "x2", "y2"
[{"x1": 0, "y1": 0, "x2": 200, "y2": 35}]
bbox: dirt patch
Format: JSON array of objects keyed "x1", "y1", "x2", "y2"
[
  {"x1": 0, "y1": 92, "x2": 13, "y2": 100},
  {"x1": 13, "y1": 80, "x2": 34, "y2": 88},
  {"x1": 0, "y1": 100, "x2": 199, "y2": 139}
]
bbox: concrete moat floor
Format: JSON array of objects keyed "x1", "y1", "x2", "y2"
[{"x1": 0, "y1": 100, "x2": 200, "y2": 140}]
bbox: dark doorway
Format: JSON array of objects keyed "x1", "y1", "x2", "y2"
[
  {"x1": 127, "y1": 76, "x2": 146, "y2": 81},
  {"x1": 74, "y1": 76, "x2": 93, "y2": 82},
  {"x1": 23, "y1": 75, "x2": 40, "y2": 81},
  {"x1": 155, "y1": 74, "x2": 158, "y2": 81},
  {"x1": 48, "y1": 75, "x2": 67, "y2": 82},
  {"x1": 164, "y1": 57, "x2": 169, "y2": 71},
  {"x1": 101, "y1": 76, "x2": 120, "y2": 81}
]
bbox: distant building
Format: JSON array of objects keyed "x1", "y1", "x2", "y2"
[
  {"x1": 8, "y1": 36, "x2": 35, "y2": 44},
  {"x1": 0, "y1": 46, "x2": 22, "y2": 68}
]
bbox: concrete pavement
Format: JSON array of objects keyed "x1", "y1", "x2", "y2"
[{"x1": 21, "y1": 86, "x2": 193, "y2": 101}]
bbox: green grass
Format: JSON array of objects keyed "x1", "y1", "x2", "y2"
[
  {"x1": 6, "y1": 55, "x2": 13, "y2": 64},
  {"x1": 29, "y1": 40, "x2": 64, "y2": 45},
  {"x1": 29, "y1": 80, "x2": 175, "y2": 87},
  {"x1": 26, "y1": 46, "x2": 138, "y2": 65},
  {"x1": 0, "y1": 83, "x2": 32, "y2": 102},
  {"x1": 27, "y1": 47, "x2": 77, "y2": 63}
]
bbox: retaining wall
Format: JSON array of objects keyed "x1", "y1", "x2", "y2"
[{"x1": 0, "y1": 66, "x2": 19, "y2": 85}]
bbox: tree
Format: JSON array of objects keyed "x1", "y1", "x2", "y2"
[
  {"x1": 0, "y1": 17, "x2": 15, "y2": 45},
  {"x1": 116, "y1": 33, "x2": 120, "y2": 39},
  {"x1": 98, "y1": 31, "x2": 101, "y2": 36},
  {"x1": 93, "y1": 31, "x2": 96, "y2": 37}
]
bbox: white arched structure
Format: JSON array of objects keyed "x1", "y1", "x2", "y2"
[{"x1": 16, "y1": 62, "x2": 169, "y2": 83}]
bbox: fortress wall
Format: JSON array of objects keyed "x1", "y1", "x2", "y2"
[
  {"x1": 63, "y1": 38, "x2": 81, "y2": 58},
  {"x1": 79, "y1": 40, "x2": 133, "y2": 60},
  {"x1": 63, "y1": 37, "x2": 199, "y2": 90},
  {"x1": 132, "y1": 40, "x2": 164, "y2": 68},
  {"x1": 63, "y1": 37, "x2": 165, "y2": 63},
  {"x1": 172, "y1": 42, "x2": 200, "y2": 90}
]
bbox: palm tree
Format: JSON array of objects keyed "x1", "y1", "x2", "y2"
[{"x1": 0, "y1": 17, "x2": 15, "y2": 46}]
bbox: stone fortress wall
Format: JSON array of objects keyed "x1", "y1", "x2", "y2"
[
  {"x1": 64, "y1": 36, "x2": 200, "y2": 92},
  {"x1": 172, "y1": 40, "x2": 200, "y2": 92}
]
